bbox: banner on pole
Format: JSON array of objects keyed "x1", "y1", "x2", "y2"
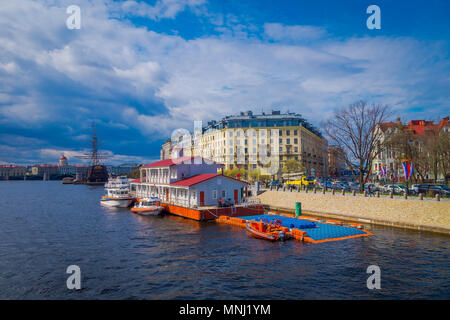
[{"x1": 401, "y1": 159, "x2": 413, "y2": 181}]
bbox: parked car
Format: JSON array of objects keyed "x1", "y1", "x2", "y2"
[
  {"x1": 410, "y1": 184, "x2": 421, "y2": 194},
  {"x1": 364, "y1": 183, "x2": 380, "y2": 192},
  {"x1": 427, "y1": 185, "x2": 450, "y2": 197},
  {"x1": 332, "y1": 182, "x2": 351, "y2": 191},
  {"x1": 318, "y1": 180, "x2": 333, "y2": 189},
  {"x1": 382, "y1": 184, "x2": 406, "y2": 194},
  {"x1": 411, "y1": 184, "x2": 430, "y2": 194},
  {"x1": 270, "y1": 180, "x2": 283, "y2": 188}
]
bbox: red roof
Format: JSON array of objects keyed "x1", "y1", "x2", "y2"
[
  {"x1": 142, "y1": 156, "x2": 219, "y2": 168},
  {"x1": 171, "y1": 174, "x2": 218, "y2": 186},
  {"x1": 171, "y1": 174, "x2": 248, "y2": 187},
  {"x1": 378, "y1": 117, "x2": 450, "y2": 137}
]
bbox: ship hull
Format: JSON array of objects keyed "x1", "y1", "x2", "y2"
[{"x1": 100, "y1": 198, "x2": 133, "y2": 208}]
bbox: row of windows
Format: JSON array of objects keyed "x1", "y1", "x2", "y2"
[
  {"x1": 226, "y1": 129, "x2": 300, "y2": 137},
  {"x1": 221, "y1": 145, "x2": 300, "y2": 154},
  {"x1": 219, "y1": 120, "x2": 301, "y2": 129},
  {"x1": 212, "y1": 189, "x2": 227, "y2": 199}
]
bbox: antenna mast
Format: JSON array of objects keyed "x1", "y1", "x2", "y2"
[{"x1": 76, "y1": 121, "x2": 112, "y2": 165}]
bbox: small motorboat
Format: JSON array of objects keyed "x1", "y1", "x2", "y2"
[
  {"x1": 130, "y1": 197, "x2": 163, "y2": 216},
  {"x1": 246, "y1": 219, "x2": 290, "y2": 241}
]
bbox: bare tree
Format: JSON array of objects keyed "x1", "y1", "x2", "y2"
[
  {"x1": 386, "y1": 121, "x2": 450, "y2": 184},
  {"x1": 383, "y1": 121, "x2": 421, "y2": 185},
  {"x1": 322, "y1": 101, "x2": 390, "y2": 192},
  {"x1": 438, "y1": 132, "x2": 450, "y2": 184}
]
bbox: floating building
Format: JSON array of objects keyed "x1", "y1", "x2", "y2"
[{"x1": 131, "y1": 156, "x2": 263, "y2": 221}]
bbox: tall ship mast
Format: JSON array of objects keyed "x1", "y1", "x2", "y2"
[{"x1": 76, "y1": 121, "x2": 112, "y2": 185}]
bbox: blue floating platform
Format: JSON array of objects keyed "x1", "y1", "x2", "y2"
[{"x1": 239, "y1": 214, "x2": 371, "y2": 243}]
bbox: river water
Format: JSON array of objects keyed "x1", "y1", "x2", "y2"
[{"x1": 0, "y1": 181, "x2": 448, "y2": 299}]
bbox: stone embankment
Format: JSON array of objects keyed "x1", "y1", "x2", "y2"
[{"x1": 257, "y1": 190, "x2": 450, "y2": 235}]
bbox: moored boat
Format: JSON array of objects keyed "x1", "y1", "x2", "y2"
[
  {"x1": 100, "y1": 176, "x2": 134, "y2": 208},
  {"x1": 246, "y1": 219, "x2": 290, "y2": 241},
  {"x1": 130, "y1": 197, "x2": 163, "y2": 216}
]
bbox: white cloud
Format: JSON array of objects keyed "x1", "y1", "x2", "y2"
[
  {"x1": 113, "y1": 61, "x2": 164, "y2": 88},
  {"x1": 119, "y1": 0, "x2": 207, "y2": 20},
  {"x1": 0, "y1": 62, "x2": 19, "y2": 73},
  {"x1": 264, "y1": 23, "x2": 327, "y2": 41},
  {"x1": 39, "y1": 147, "x2": 153, "y2": 165},
  {"x1": 0, "y1": 0, "x2": 449, "y2": 164}
]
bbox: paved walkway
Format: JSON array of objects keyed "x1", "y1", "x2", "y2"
[{"x1": 257, "y1": 190, "x2": 450, "y2": 235}]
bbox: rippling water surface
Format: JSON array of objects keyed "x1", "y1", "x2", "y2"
[{"x1": 0, "y1": 181, "x2": 449, "y2": 299}]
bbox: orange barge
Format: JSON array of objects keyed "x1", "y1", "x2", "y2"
[{"x1": 160, "y1": 202, "x2": 264, "y2": 221}]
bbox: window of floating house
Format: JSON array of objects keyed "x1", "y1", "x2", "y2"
[
  {"x1": 221, "y1": 190, "x2": 226, "y2": 198},
  {"x1": 212, "y1": 189, "x2": 217, "y2": 199}
]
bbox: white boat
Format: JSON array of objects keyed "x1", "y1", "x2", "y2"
[
  {"x1": 100, "y1": 176, "x2": 134, "y2": 208},
  {"x1": 130, "y1": 197, "x2": 163, "y2": 216}
]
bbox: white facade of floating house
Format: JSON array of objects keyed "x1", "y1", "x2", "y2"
[{"x1": 131, "y1": 156, "x2": 248, "y2": 207}]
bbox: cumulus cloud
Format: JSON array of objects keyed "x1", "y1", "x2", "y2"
[
  {"x1": 0, "y1": 0, "x2": 448, "y2": 164},
  {"x1": 264, "y1": 23, "x2": 327, "y2": 41},
  {"x1": 118, "y1": 0, "x2": 207, "y2": 20},
  {"x1": 39, "y1": 148, "x2": 154, "y2": 165}
]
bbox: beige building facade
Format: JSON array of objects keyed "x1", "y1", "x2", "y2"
[{"x1": 161, "y1": 110, "x2": 328, "y2": 177}]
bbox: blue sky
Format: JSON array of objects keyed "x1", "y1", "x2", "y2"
[{"x1": 0, "y1": 0, "x2": 449, "y2": 165}]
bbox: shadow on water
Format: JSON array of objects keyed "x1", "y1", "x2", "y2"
[{"x1": 0, "y1": 181, "x2": 449, "y2": 299}]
